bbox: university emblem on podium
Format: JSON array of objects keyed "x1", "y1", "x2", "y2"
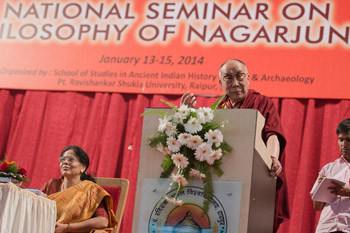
[{"x1": 149, "y1": 186, "x2": 227, "y2": 233}]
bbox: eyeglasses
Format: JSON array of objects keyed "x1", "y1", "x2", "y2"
[
  {"x1": 222, "y1": 73, "x2": 248, "y2": 83},
  {"x1": 59, "y1": 156, "x2": 76, "y2": 163}
]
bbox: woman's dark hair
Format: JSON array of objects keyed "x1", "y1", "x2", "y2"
[
  {"x1": 336, "y1": 119, "x2": 350, "y2": 135},
  {"x1": 60, "y1": 145, "x2": 96, "y2": 183}
]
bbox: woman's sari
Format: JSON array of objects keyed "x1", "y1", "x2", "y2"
[{"x1": 48, "y1": 180, "x2": 117, "y2": 233}]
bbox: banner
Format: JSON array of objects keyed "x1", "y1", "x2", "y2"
[
  {"x1": 0, "y1": 0, "x2": 349, "y2": 99},
  {"x1": 137, "y1": 179, "x2": 242, "y2": 233}
]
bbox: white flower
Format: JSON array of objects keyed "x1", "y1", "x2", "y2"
[
  {"x1": 178, "y1": 105, "x2": 190, "y2": 118},
  {"x1": 158, "y1": 117, "x2": 170, "y2": 132},
  {"x1": 205, "y1": 129, "x2": 223, "y2": 147},
  {"x1": 186, "y1": 135, "x2": 203, "y2": 149},
  {"x1": 171, "y1": 173, "x2": 188, "y2": 186},
  {"x1": 189, "y1": 168, "x2": 206, "y2": 179},
  {"x1": 156, "y1": 144, "x2": 171, "y2": 155},
  {"x1": 172, "y1": 112, "x2": 185, "y2": 124},
  {"x1": 194, "y1": 143, "x2": 212, "y2": 162},
  {"x1": 197, "y1": 107, "x2": 214, "y2": 123},
  {"x1": 164, "y1": 122, "x2": 177, "y2": 136},
  {"x1": 158, "y1": 116, "x2": 176, "y2": 135},
  {"x1": 184, "y1": 117, "x2": 202, "y2": 134},
  {"x1": 166, "y1": 137, "x2": 181, "y2": 152},
  {"x1": 206, "y1": 149, "x2": 222, "y2": 165},
  {"x1": 178, "y1": 133, "x2": 191, "y2": 145},
  {"x1": 171, "y1": 153, "x2": 189, "y2": 169}
]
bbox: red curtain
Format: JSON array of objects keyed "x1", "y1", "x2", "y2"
[{"x1": 0, "y1": 89, "x2": 349, "y2": 233}]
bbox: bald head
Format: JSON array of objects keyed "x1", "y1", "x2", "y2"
[{"x1": 220, "y1": 59, "x2": 248, "y2": 71}]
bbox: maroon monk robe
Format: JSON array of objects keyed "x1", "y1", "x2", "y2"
[{"x1": 220, "y1": 89, "x2": 289, "y2": 232}]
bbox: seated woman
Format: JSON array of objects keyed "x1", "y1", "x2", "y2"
[{"x1": 41, "y1": 145, "x2": 117, "y2": 233}]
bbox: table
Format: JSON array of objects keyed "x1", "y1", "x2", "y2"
[{"x1": 0, "y1": 182, "x2": 56, "y2": 233}]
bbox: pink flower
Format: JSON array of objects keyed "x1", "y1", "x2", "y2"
[
  {"x1": 189, "y1": 168, "x2": 206, "y2": 179},
  {"x1": 175, "y1": 199, "x2": 184, "y2": 206},
  {"x1": 205, "y1": 129, "x2": 223, "y2": 147},
  {"x1": 171, "y1": 153, "x2": 189, "y2": 169},
  {"x1": 166, "y1": 137, "x2": 181, "y2": 152},
  {"x1": 165, "y1": 123, "x2": 177, "y2": 136},
  {"x1": 171, "y1": 173, "x2": 188, "y2": 186},
  {"x1": 165, "y1": 196, "x2": 173, "y2": 203},
  {"x1": 165, "y1": 196, "x2": 184, "y2": 206},
  {"x1": 187, "y1": 135, "x2": 203, "y2": 149},
  {"x1": 194, "y1": 143, "x2": 212, "y2": 162},
  {"x1": 156, "y1": 144, "x2": 171, "y2": 155},
  {"x1": 178, "y1": 133, "x2": 191, "y2": 145},
  {"x1": 206, "y1": 149, "x2": 223, "y2": 165}
]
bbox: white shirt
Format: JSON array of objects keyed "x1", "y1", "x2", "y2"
[{"x1": 310, "y1": 156, "x2": 350, "y2": 233}]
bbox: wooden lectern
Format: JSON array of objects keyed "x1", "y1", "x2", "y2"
[{"x1": 132, "y1": 109, "x2": 276, "y2": 233}]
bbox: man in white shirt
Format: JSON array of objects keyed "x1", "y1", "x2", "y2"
[{"x1": 311, "y1": 118, "x2": 350, "y2": 233}]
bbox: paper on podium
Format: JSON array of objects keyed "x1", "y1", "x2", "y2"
[{"x1": 311, "y1": 177, "x2": 345, "y2": 203}]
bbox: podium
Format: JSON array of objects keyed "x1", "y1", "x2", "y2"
[{"x1": 132, "y1": 109, "x2": 276, "y2": 233}]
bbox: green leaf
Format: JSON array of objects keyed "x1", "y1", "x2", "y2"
[
  {"x1": 219, "y1": 141, "x2": 233, "y2": 154},
  {"x1": 178, "y1": 183, "x2": 185, "y2": 192},
  {"x1": 161, "y1": 155, "x2": 173, "y2": 170},
  {"x1": 183, "y1": 147, "x2": 196, "y2": 164},
  {"x1": 202, "y1": 121, "x2": 221, "y2": 132},
  {"x1": 149, "y1": 132, "x2": 167, "y2": 147},
  {"x1": 7, "y1": 163, "x2": 18, "y2": 174},
  {"x1": 160, "y1": 99, "x2": 177, "y2": 109},
  {"x1": 189, "y1": 111, "x2": 197, "y2": 118},
  {"x1": 210, "y1": 94, "x2": 226, "y2": 110},
  {"x1": 160, "y1": 155, "x2": 175, "y2": 178},
  {"x1": 202, "y1": 168, "x2": 214, "y2": 213},
  {"x1": 213, "y1": 159, "x2": 224, "y2": 177},
  {"x1": 140, "y1": 109, "x2": 169, "y2": 117},
  {"x1": 182, "y1": 166, "x2": 191, "y2": 179},
  {"x1": 176, "y1": 123, "x2": 185, "y2": 133}
]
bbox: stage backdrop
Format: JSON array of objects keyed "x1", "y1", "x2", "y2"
[
  {"x1": 0, "y1": 89, "x2": 350, "y2": 233},
  {"x1": 0, "y1": 0, "x2": 350, "y2": 99}
]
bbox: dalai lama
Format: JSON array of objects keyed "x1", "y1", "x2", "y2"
[{"x1": 181, "y1": 58, "x2": 289, "y2": 232}]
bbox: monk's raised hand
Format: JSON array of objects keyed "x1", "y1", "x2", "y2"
[{"x1": 180, "y1": 91, "x2": 197, "y2": 108}]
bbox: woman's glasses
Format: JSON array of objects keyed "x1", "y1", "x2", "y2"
[{"x1": 59, "y1": 156, "x2": 76, "y2": 163}]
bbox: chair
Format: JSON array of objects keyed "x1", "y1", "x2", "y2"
[{"x1": 95, "y1": 177, "x2": 129, "y2": 233}]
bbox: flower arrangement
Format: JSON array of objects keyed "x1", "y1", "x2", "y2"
[
  {"x1": 0, "y1": 158, "x2": 30, "y2": 182},
  {"x1": 143, "y1": 97, "x2": 232, "y2": 212}
]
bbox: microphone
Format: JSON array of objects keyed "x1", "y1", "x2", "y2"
[{"x1": 224, "y1": 94, "x2": 230, "y2": 108}]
